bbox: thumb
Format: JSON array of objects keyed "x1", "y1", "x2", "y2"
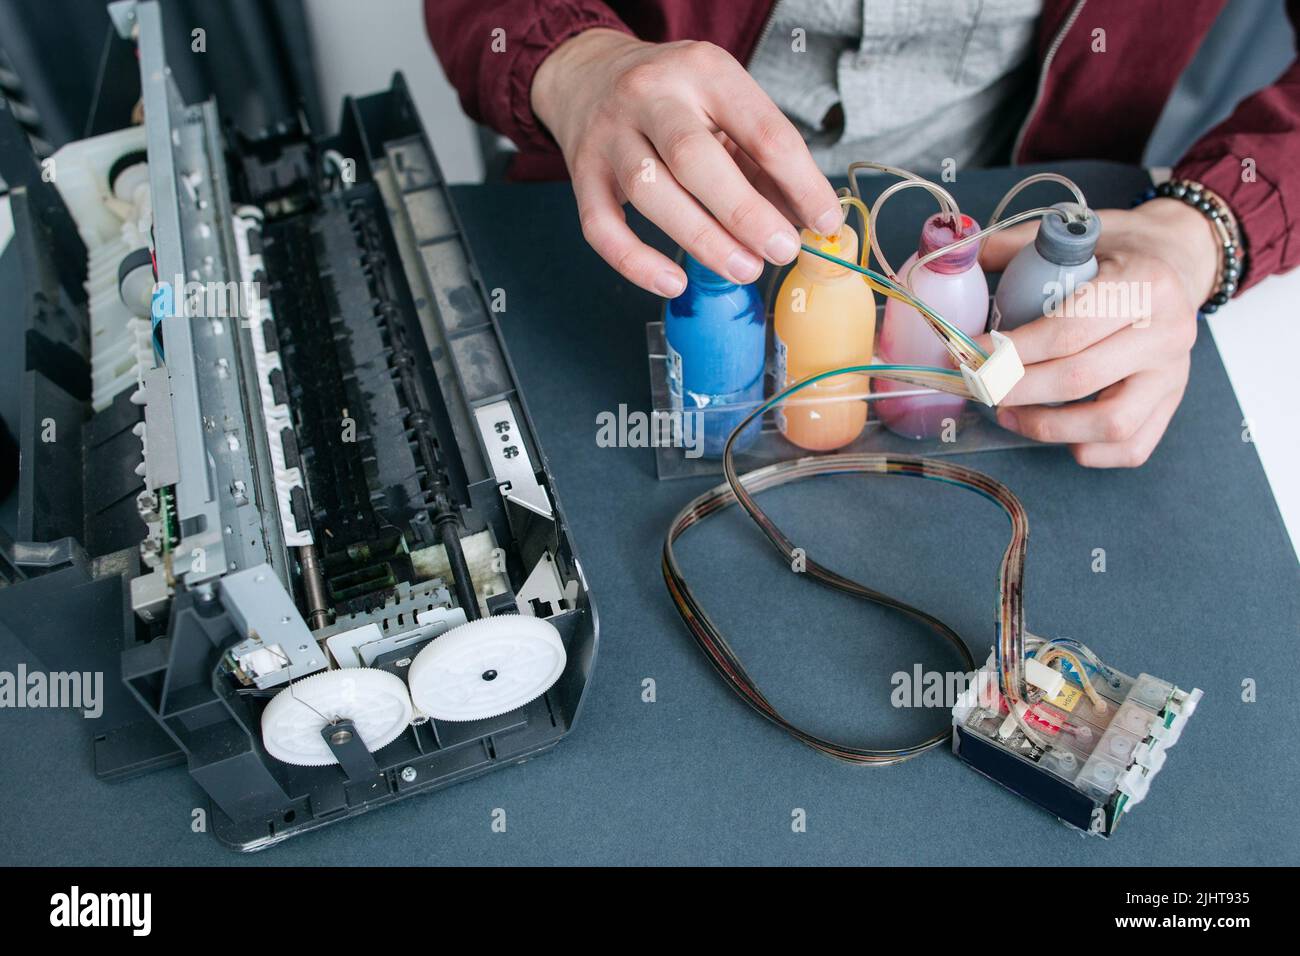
[{"x1": 978, "y1": 219, "x2": 1038, "y2": 273}]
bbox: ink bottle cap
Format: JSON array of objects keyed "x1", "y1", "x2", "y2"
[
  {"x1": 796, "y1": 224, "x2": 860, "y2": 280},
  {"x1": 682, "y1": 254, "x2": 738, "y2": 291},
  {"x1": 917, "y1": 214, "x2": 981, "y2": 275},
  {"x1": 1034, "y1": 202, "x2": 1101, "y2": 267}
]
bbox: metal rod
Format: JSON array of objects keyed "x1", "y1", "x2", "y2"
[{"x1": 298, "y1": 544, "x2": 330, "y2": 630}]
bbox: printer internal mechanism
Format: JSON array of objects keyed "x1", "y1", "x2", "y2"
[{"x1": 0, "y1": 0, "x2": 595, "y2": 849}]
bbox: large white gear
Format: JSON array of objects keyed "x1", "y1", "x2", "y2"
[
  {"x1": 407, "y1": 615, "x2": 567, "y2": 722},
  {"x1": 261, "y1": 667, "x2": 414, "y2": 766}
]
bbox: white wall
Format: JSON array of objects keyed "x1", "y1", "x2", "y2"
[{"x1": 303, "y1": 0, "x2": 483, "y2": 183}]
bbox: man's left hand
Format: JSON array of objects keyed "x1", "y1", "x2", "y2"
[{"x1": 978, "y1": 198, "x2": 1220, "y2": 467}]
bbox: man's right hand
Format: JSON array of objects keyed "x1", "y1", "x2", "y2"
[{"x1": 531, "y1": 29, "x2": 843, "y2": 297}]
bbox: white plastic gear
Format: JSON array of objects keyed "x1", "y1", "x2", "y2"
[
  {"x1": 261, "y1": 667, "x2": 414, "y2": 766},
  {"x1": 407, "y1": 615, "x2": 567, "y2": 722}
]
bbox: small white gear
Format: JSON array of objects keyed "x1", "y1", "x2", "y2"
[
  {"x1": 407, "y1": 615, "x2": 567, "y2": 722},
  {"x1": 261, "y1": 667, "x2": 414, "y2": 766}
]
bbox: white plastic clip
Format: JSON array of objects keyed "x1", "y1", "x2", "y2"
[
  {"x1": 1161, "y1": 687, "x2": 1202, "y2": 747},
  {"x1": 1024, "y1": 658, "x2": 1066, "y2": 698},
  {"x1": 960, "y1": 330, "x2": 1024, "y2": 407}
]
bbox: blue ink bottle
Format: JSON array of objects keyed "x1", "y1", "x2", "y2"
[{"x1": 664, "y1": 256, "x2": 766, "y2": 458}]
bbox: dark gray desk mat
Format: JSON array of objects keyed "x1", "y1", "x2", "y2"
[{"x1": 0, "y1": 162, "x2": 1295, "y2": 865}]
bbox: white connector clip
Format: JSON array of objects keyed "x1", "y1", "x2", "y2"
[
  {"x1": 960, "y1": 330, "x2": 1024, "y2": 407},
  {"x1": 1024, "y1": 658, "x2": 1066, "y2": 698}
]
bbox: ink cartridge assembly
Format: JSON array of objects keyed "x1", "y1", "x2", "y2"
[{"x1": 953, "y1": 648, "x2": 1201, "y2": 836}]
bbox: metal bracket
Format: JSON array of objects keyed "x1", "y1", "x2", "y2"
[
  {"x1": 220, "y1": 564, "x2": 326, "y2": 687},
  {"x1": 107, "y1": 0, "x2": 138, "y2": 39},
  {"x1": 321, "y1": 720, "x2": 379, "y2": 781},
  {"x1": 473, "y1": 399, "x2": 552, "y2": 519}
]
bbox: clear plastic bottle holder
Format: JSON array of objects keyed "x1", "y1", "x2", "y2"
[{"x1": 646, "y1": 296, "x2": 1036, "y2": 480}]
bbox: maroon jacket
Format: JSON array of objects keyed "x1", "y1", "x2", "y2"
[{"x1": 426, "y1": 0, "x2": 1300, "y2": 291}]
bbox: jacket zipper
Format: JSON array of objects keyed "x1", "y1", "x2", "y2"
[
  {"x1": 1011, "y1": 0, "x2": 1088, "y2": 163},
  {"x1": 747, "y1": 0, "x2": 781, "y2": 66}
]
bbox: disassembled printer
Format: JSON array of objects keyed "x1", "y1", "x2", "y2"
[{"x1": 0, "y1": 0, "x2": 596, "y2": 849}]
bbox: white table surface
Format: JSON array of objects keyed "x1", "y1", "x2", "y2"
[
  {"x1": 1206, "y1": 272, "x2": 1299, "y2": 561},
  {"x1": 0, "y1": 193, "x2": 1295, "y2": 562}
]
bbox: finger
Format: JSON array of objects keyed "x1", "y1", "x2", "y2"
[
  {"x1": 1069, "y1": 388, "x2": 1182, "y2": 468},
  {"x1": 995, "y1": 368, "x2": 1176, "y2": 445},
  {"x1": 986, "y1": 260, "x2": 1140, "y2": 364},
  {"x1": 573, "y1": 166, "x2": 686, "y2": 297},
  {"x1": 979, "y1": 219, "x2": 1038, "y2": 272},
  {"x1": 645, "y1": 112, "x2": 801, "y2": 264},
  {"x1": 702, "y1": 60, "x2": 842, "y2": 235},
  {"x1": 727, "y1": 139, "x2": 802, "y2": 230},
  {"x1": 607, "y1": 131, "x2": 764, "y2": 284},
  {"x1": 998, "y1": 324, "x2": 1155, "y2": 406}
]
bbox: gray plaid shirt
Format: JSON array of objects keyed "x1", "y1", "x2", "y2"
[{"x1": 748, "y1": 0, "x2": 1042, "y2": 173}]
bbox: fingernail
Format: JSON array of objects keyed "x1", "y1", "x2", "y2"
[
  {"x1": 655, "y1": 270, "x2": 686, "y2": 297},
  {"x1": 764, "y1": 231, "x2": 800, "y2": 264},
  {"x1": 726, "y1": 249, "x2": 763, "y2": 283},
  {"x1": 813, "y1": 207, "x2": 843, "y2": 236},
  {"x1": 997, "y1": 409, "x2": 1018, "y2": 432}
]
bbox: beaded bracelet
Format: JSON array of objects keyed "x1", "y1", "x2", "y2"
[{"x1": 1133, "y1": 179, "x2": 1244, "y2": 314}]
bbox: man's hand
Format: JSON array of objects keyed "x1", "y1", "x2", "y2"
[
  {"x1": 531, "y1": 29, "x2": 843, "y2": 296},
  {"x1": 979, "y1": 199, "x2": 1220, "y2": 467}
]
